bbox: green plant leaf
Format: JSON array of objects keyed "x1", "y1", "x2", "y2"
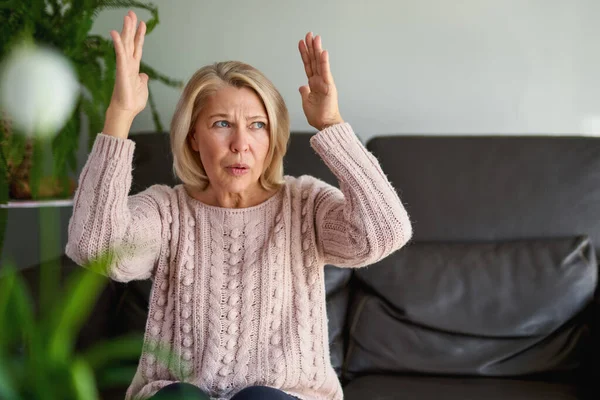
[
  {"x1": 6, "y1": 133, "x2": 27, "y2": 175},
  {"x1": 95, "y1": 1, "x2": 160, "y2": 33},
  {"x1": 146, "y1": 340, "x2": 186, "y2": 381},
  {"x1": 0, "y1": 267, "x2": 36, "y2": 343},
  {"x1": 52, "y1": 103, "x2": 80, "y2": 194},
  {"x1": 0, "y1": 115, "x2": 9, "y2": 168},
  {"x1": 102, "y1": 42, "x2": 117, "y2": 107},
  {"x1": 0, "y1": 265, "x2": 16, "y2": 346},
  {"x1": 0, "y1": 265, "x2": 38, "y2": 395},
  {"x1": 70, "y1": 357, "x2": 100, "y2": 400},
  {"x1": 0, "y1": 137, "x2": 8, "y2": 257},
  {"x1": 82, "y1": 333, "x2": 144, "y2": 370},
  {"x1": 75, "y1": 13, "x2": 95, "y2": 48},
  {"x1": 47, "y1": 259, "x2": 109, "y2": 361},
  {"x1": 141, "y1": 62, "x2": 184, "y2": 88},
  {"x1": 76, "y1": 60, "x2": 109, "y2": 150},
  {"x1": 0, "y1": 356, "x2": 18, "y2": 400},
  {"x1": 76, "y1": 59, "x2": 104, "y2": 95},
  {"x1": 0, "y1": 1, "x2": 23, "y2": 11},
  {"x1": 147, "y1": 84, "x2": 164, "y2": 133},
  {"x1": 46, "y1": 0, "x2": 62, "y2": 16},
  {"x1": 140, "y1": 62, "x2": 184, "y2": 133},
  {"x1": 80, "y1": 97, "x2": 104, "y2": 152},
  {"x1": 39, "y1": 207, "x2": 62, "y2": 317},
  {"x1": 0, "y1": 118, "x2": 27, "y2": 179},
  {"x1": 28, "y1": 136, "x2": 45, "y2": 200},
  {"x1": 95, "y1": 365, "x2": 138, "y2": 388}
]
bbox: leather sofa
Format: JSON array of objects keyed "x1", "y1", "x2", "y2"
[{"x1": 24, "y1": 131, "x2": 600, "y2": 399}]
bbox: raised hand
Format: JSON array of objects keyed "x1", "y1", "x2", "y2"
[
  {"x1": 108, "y1": 10, "x2": 148, "y2": 118},
  {"x1": 298, "y1": 33, "x2": 344, "y2": 131}
]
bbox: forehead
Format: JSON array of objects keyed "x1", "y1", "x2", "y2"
[{"x1": 201, "y1": 85, "x2": 267, "y2": 116}]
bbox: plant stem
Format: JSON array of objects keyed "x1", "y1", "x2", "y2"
[{"x1": 39, "y1": 205, "x2": 60, "y2": 317}]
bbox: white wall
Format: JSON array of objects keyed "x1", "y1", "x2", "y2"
[{"x1": 92, "y1": 0, "x2": 600, "y2": 140}]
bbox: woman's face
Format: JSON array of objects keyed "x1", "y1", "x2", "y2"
[{"x1": 190, "y1": 85, "x2": 270, "y2": 198}]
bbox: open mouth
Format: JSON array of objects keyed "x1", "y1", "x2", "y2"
[{"x1": 226, "y1": 164, "x2": 250, "y2": 176}]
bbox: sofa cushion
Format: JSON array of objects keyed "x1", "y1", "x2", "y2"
[
  {"x1": 344, "y1": 236, "x2": 597, "y2": 379},
  {"x1": 343, "y1": 375, "x2": 581, "y2": 400},
  {"x1": 324, "y1": 265, "x2": 352, "y2": 376}
]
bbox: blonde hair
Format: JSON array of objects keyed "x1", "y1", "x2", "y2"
[{"x1": 170, "y1": 61, "x2": 290, "y2": 192}]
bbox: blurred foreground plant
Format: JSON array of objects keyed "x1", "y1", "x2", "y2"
[
  {"x1": 0, "y1": 240, "x2": 184, "y2": 399},
  {"x1": 0, "y1": 254, "x2": 145, "y2": 400}
]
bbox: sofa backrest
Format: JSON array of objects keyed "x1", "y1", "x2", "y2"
[
  {"x1": 343, "y1": 135, "x2": 600, "y2": 381},
  {"x1": 366, "y1": 135, "x2": 600, "y2": 250},
  {"x1": 129, "y1": 132, "x2": 178, "y2": 194}
]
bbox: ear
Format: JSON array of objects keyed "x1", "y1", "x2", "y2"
[{"x1": 189, "y1": 130, "x2": 199, "y2": 151}]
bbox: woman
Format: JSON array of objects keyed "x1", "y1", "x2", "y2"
[{"x1": 66, "y1": 10, "x2": 412, "y2": 400}]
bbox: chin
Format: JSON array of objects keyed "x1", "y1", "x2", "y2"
[{"x1": 223, "y1": 179, "x2": 258, "y2": 194}]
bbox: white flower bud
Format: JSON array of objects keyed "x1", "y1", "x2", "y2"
[{"x1": 0, "y1": 44, "x2": 79, "y2": 138}]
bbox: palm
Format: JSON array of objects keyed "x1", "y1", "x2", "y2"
[
  {"x1": 298, "y1": 33, "x2": 343, "y2": 130},
  {"x1": 109, "y1": 11, "x2": 149, "y2": 116}
]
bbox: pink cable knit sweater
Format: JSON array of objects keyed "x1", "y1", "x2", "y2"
[{"x1": 66, "y1": 123, "x2": 412, "y2": 400}]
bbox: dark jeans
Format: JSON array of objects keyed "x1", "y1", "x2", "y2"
[{"x1": 149, "y1": 383, "x2": 298, "y2": 400}]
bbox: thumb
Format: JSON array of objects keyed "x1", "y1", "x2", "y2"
[
  {"x1": 140, "y1": 73, "x2": 149, "y2": 85},
  {"x1": 299, "y1": 85, "x2": 310, "y2": 101}
]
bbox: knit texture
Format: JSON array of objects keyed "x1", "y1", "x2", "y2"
[{"x1": 66, "y1": 123, "x2": 412, "y2": 400}]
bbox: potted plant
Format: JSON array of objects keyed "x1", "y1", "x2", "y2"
[{"x1": 0, "y1": 0, "x2": 182, "y2": 201}]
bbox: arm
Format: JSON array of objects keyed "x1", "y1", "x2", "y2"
[
  {"x1": 297, "y1": 33, "x2": 412, "y2": 267},
  {"x1": 311, "y1": 123, "x2": 412, "y2": 267},
  {"x1": 66, "y1": 134, "x2": 167, "y2": 282},
  {"x1": 66, "y1": 11, "x2": 163, "y2": 282}
]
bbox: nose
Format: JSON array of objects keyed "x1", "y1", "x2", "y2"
[{"x1": 230, "y1": 125, "x2": 250, "y2": 153}]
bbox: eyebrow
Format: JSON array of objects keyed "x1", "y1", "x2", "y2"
[
  {"x1": 208, "y1": 114, "x2": 267, "y2": 120},
  {"x1": 208, "y1": 113, "x2": 230, "y2": 119}
]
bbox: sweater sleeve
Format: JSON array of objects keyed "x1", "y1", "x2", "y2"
[
  {"x1": 310, "y1": 123, "x2": 412, "y2": 268},
  {"x1": 65, "y1": 133, "x2": 168, "y2": 282}
]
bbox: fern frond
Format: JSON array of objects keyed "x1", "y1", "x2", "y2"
[
  {"x1": 141, "y1": 62, "x2": 184, "y2": 88},
  {"x1": 147, "y1": 84, "x2": 164, "y2": 133},
  {"x1": 94, "y1": 1, "x2": 159, "y2": 33},
  {"x1": 80, "y1": 97, "x2": 105, "y2": 151}
]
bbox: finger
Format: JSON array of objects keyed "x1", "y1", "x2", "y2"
[
  {"x1": 123, "y1": 12, "x2": 137, "y2": 54},
  {"x1": 306, "y1": 32, "x2": 318, "y2": 80},
  {"x1": 314, "y1": 36, "x2": 323, "y2": 77},
  {"x1": 298, "y1": 40, "x2": 313, "y2": 78},
  {"x1": 321, "y1": 50, "x2": 334, "y2": 85},
  {"x1": 128, "y1": 11, "x2": 138, "y2": 51},
  {"x1": 140, "y1": 73, "x2": 149, "y2": 85},
  {"x1": 121, "y1": 15, "x2": 133, "y2": 53},
  {"x1": 299, "y1": 85, "x2": 310, "y2": 101},
  {"x1": 110, "y1": 30, "x2": 126, "y2": 61},
  {"x1": 133, "y1": 21, "x2": 146, "y2": 60}
]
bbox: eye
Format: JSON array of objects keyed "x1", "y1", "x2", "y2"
[
  {"x1": 251, "y1": 121, "x2": 266, "y2": 129},
  {"x1": 213, "y1": 120, "x2": 230, "y2": 128}
]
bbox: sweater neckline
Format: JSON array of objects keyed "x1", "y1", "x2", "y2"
[{"x1": 179, "y1": 179, "x2": 287, "y2": 214}]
